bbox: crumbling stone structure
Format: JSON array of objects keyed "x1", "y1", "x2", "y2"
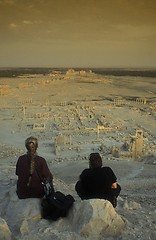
[
  {"x1": 0, "y1": 85, "x2": 9, "y2": 95},
  {"x1": 18, "y1": 83, "x2": 29, "y2": 89},
  {"x1": 33, "y1": 123, "x2": 45, "y2": 130},
  {"x1": 136, "y1": 98, "x2": 147, "y2": 104},
  {"x1": 130, "y1": 129, "x2": 144, "y2": 160},
  {"x1": 113, "y1": 97, "x2": 124, "y2": 106}
]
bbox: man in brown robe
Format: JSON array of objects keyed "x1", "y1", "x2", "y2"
[{"x1": 16, "y1": 136, "x2": 54, "y2": 199}]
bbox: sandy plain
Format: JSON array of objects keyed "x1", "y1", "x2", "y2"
[{"x1": 0, "y1": 69, "x2": 156, "y2": 240}]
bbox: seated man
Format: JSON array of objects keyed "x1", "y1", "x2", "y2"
[
  {"x1": 75, "y1": 152, "x2": 121, "y2": 207},
  {"x1": 16, "y1": 136, "x2": 54, "y2": 199}
]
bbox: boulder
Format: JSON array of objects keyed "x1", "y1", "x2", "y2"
[
  {"x1": 68, "y1": 199, "x2": 125, "y2": 237},
  {"x1": 1, "y1": 185, "x2": 126, "y2": 239},
  {"x1": 4, "y1": 186, "x2": 41, "y2": 236},
  {"x1": 0, "y1": 217, "x2": 12, "y2": 240}
]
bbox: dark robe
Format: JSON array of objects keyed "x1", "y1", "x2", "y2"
[
  {"x1": 16, "y1": 154, "x2": 53, "y2": 199},
  {"x1": 75, "y1": 166, "x2": 121, "y2": 203}
]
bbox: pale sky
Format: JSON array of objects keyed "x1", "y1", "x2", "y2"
[{"x1": 0, "y1": 0, "x2": 156, "y2": 68}]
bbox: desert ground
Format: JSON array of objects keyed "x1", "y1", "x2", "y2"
[{"x1": 0, "y1": 69, "x2": 156, "y2": 240}]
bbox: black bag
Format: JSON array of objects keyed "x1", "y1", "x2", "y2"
[{"x1": 41, "y1": 191, "x2": 75, "y2": 220}]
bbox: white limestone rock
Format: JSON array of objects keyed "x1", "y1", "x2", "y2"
[
  {"x1": 68, "y1": 199, "x2": 125, "y2": 238},
  {"x1": 4, "y1": 186, "x2": 42, "y2": 236},
  {"x1": 0, "y1": 217, "x2": 12, "y2": 240},
  {"x1": 1, "y1": 185, "x2": 126, "y2": 239}
]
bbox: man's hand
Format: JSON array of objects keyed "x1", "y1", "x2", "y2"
[{"x1": 111, "y1": 182, "x2": 117, "y2": 189}]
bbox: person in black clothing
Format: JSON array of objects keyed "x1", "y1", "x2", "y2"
[{"x1": 75, "y1": 152, "x2": 121, "y2": 207}]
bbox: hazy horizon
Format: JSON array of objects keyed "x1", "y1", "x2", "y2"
[{"x1": 0, "y1": 0, "x2": 156, "y2": 68}]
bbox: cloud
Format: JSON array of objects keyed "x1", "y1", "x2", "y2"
[
  {"x1": 115, "y1": 24, "x2": 156, "y2": 41},
  {"x1": 9, "y1": 23, "x2": 17, "y2": 28},
  {"x1": 23, "y1": 20, "x2": 33, "y2": 25},
  {"x1": 0, "y1": 0, "x2": 15, "y2": 5}
]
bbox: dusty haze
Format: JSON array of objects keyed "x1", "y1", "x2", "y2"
[{"x1": 0, "y1": 0, "x2": 156, "y2": 68}]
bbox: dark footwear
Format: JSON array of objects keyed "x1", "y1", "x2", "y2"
[{"x1": 112, "y1": 197, "x2": 117, "y2": 208}]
